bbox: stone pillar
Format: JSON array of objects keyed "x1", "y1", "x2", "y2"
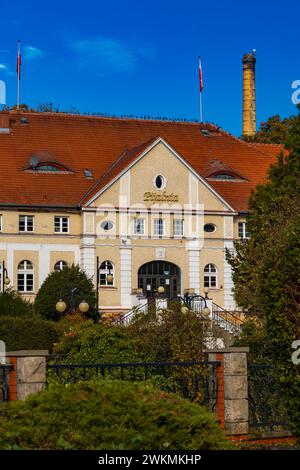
[
  {"x1": 207, "y1": 347, "x2": 249, "y2": 436},
  {"x1": 223, "y1": 347, "x2": 249, "y2": 435},
  {"x1": 6, "y1": 350, "x2": 48, "y2": 401}
]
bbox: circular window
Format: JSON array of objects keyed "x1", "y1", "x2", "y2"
[
  {"x1": 101, "y1": 221, "x2": 114, "y2": 231},
  {"x1": 153, "y1": 174, "x2": 166, "y2": 190},
  {"x1": 204, "y1": 224, "x2": 216, "y2": 233}
]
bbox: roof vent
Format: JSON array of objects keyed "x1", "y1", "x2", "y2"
[
  {"x1": 200, "y1": 129, "x2": 211, "y2": 137},
  {"x1": 20, "y1": 117, "x2": 29, "y2": 124},
  {"x1": 29, "y1": 155, "x2": 39, "y2": 169},
  {"x1": 84, "y1": 169, "x2": 93, "y2": 178}
]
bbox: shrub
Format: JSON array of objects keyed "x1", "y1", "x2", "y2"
[
  {"x1": 0, "y1": 381, "x2": 230, "y2": 450},
  {"x1": 127, "y1": 301, "x2": 207, "y2": 362},
  {"x1": 34, "y1": 265, "x2": 96, "y2": 321},
  {"x1": 53, "y1": 315, "x2": 140, "y2": 363},
  {"x1": 0, "y1": 316, "x2": 58, "y2": 351},
  {"x1": 0, "y1": 289, "x2": 32, "y2": 317}
]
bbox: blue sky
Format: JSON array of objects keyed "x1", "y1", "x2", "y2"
[{"x1": 0, "y1": 0, "x2": 299, "y2": 135}]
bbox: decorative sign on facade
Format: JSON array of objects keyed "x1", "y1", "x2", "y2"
[
  {"x1": 156, "y1": 247, "x2": 166, "y2": 260},
  {"x1": 143, "y1": 191, "x2": 179, "y2": 203}
]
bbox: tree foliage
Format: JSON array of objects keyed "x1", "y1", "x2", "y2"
[
  {"x1": 127, "y1": 302, "x2": 207, "y2": 363},
  {"x1": 34, "y1": 265, "x2": 96, "y2": 321},
  {"x1": 0, "y1": 316, "x2": 57, "y2": 351},
  {"x1": 242, "y1": 109, "x2": 299, "y2": 144},
  {"x1": 227, "y1": 112, "x2": 300, "y2": 437},
  {"x1": 0, "y1": 289, "x2": 32, "y2": 317}
]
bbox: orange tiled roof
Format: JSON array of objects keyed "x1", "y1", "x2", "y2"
[{"x1": 0, "y1": 111, "x2": 283, "y2": 212}]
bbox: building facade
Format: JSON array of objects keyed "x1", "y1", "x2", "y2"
[{"x1": 0, "y1": 111, "x2": 281, "y2": 314}]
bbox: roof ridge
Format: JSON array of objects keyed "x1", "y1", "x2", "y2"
[{"x1": 3, "y1": 110, "x2": 221, "y2": 129}]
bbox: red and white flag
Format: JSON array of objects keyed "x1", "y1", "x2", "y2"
[
  {"x1": 16, "y1": 40, "x2": 21, "y2": 80},
  {"x1": 198, "y1": 57, "x2": 203, "y2": 92}
]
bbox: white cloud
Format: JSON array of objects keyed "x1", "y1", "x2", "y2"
[
  {"x1": 69, "y1": 36, "x2": 154, "y2": 74},
  {"x1": 23, "y1": 46, "x2": 44, "y2": 61},
  {"x1": 0, "y1": 64, "x2": 8, "y2": 70}
]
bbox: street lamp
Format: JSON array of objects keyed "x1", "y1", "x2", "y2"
[
  {"x1": 1, "y1": 261, "x2": 10, "y2": 292},
  {"x1": 157, "y1": 285, "x2": 165, "y2": 294},
  {"x1": 55, "y1": 288, "x2": 90, "y2": 315},
  {"x1": 96, "y1": 256, "x2": 114, "y2": 322}
]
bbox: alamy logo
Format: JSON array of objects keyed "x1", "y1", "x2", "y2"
[
  {"x1": 291, "y1": 340, "x2": 300, "y2": 365},
  {"x1": 291, "y1": 80, "x2": 300, "y2": 105},
  {"x1": 0, "y1": 80, "x2": 6, "y2": 105}
]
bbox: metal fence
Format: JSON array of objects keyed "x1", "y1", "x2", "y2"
[
  {"x1": 0, "y1": 364, "x2": 13, "y2": 403},
  {"x1": 47, "y1": 360, "x2": 220, "y2": 409},
  {"x1": 248, "y1": 364, "x2": 289, "y2": 431}
]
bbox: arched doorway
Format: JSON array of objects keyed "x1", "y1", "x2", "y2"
[{"x1": 138, "y1": 261, "x2": 181, "y2": 299}]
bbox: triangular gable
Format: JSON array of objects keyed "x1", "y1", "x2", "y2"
[{"x1": 82, "y1": 137, "x2": 237, "y2": 212}]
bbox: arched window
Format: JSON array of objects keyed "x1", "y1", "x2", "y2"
[
  {"x1": 54, "y1": 260, "x2": 68, "y2": 272},
  {"x1": 99, "y1": 260, "x2": 114, "y2": 286},
  {"x1": 204, "y1": 264, "x2": 217, "y2": 288},
  {"x1": 18, "y1": 260, "x2": 34, "y2": 292}
]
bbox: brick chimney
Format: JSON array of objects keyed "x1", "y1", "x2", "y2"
[
  {"x1": 242, "y1": 52, "x2": 256, "y2": 137},
  {"x1": 0, "y1": 112, "x2": 10, "y2": 134}
]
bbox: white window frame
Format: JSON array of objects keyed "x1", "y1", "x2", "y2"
[
  {"x1": 154, "y1": 218, "x2": 165, "y2": 236},
  {"x1": 99, "y1": 260, "x2": 114, "y2": 286},
  {"x1": 54, "y1": 260, "x2": 68, "y2": 271},
  {"x1": 19, "y1": 215, "x2": 34, "y2": 232},
  {"x1": 17, "y1": 260, "x2": 34, "y2": 293},
  {"x1": 204, "y1": 264, "x2": 218, "y2": 289},
  {"x1": 134, "y1": 218, "x2": 145, "y2": 235},
  {"x1": 173, "y1": 219, "x2": 184, "y2": 237},
  {"x1": 54, "y1": 216, "x2": 69, "y2": 233},
  {"x1": 238, "y1": 221, "x2": 250, "y2": 239}
]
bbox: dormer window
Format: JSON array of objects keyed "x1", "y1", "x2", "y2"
[
  {"x1": 35, "y1": 164, "x2": 63, "y2": 172},
  {"x1": 208, "y1": 172, "x2": 243, "y2": 181}
]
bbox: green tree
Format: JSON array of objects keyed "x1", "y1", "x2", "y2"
[
  {"x1": 0, "y1": 289, "x2": 32, "y2": 317},
  {"x1": 242, "y1": 107, "x2": 299, "y2": 144},
  {"x1": 227, "y1": 111, "x2": 300, "y2": 437},
  {"x1": 34, "y1": 265, "x2": 96, "y2": 321}
]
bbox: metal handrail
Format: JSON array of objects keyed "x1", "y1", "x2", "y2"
[
  {"x1": 212, "y1": 302, "x2": 244, "y2": 333},
  {"x1": 113, "y1": 298, "x2": 155, "y2": 327}
]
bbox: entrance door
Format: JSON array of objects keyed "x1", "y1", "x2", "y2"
[{"x1": 138, "y1": 261, "x2": 181, "y2": 299}]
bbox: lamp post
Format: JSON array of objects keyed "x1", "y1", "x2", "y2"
[
  {"x1": 1, "y1": 261, "x2": 10, "y2": 293},
  {"x1": 96, "y1": 256, "x2": 114, "y2": 322},
  {"x1": 55, "y1": 287, "x2": 90, "y2": 316},
  {"x1": 173, "y1": 290, "x2": 211, "y2": 317}
]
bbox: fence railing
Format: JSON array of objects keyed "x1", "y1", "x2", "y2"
[
  {"x1": 0, "y1": 364, "x2": 13, "y2": 403},
  {"x1": 248, "y1": 364, "x2": 289, "y2": 431},
  {"x1": 47, "y1": 360, "x2": 220, "y2": 409},
  {"x1": 212, "y1": 302, "x2": 244, "y2": 335}
]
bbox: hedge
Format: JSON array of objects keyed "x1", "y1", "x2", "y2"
[
  {"x1": 0, "y1": 316, "x2": 58, "y2": 352},
  {"x1": 0, "y1": 381, "x2": 230, "y2": 450}
]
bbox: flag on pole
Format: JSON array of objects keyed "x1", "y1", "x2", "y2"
[
  {"x1": 16, "y1": 40, "x2": 21, "y2": 80},
  {"x1": 198, "y1": 57, "x2": 203, "y2": 93}
]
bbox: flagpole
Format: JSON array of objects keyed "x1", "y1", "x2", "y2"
[
  {"x1": 198, "y1": 56, "x2": 203, "y2": 123},
  {"x1": 200, "y1": 90, "x2": 203, "y2": 123},
  {"x1": 17, "y1": 40, "x2": 20, "y2": 110}
]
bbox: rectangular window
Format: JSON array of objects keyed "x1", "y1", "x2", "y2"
[
  {"x1": 173, "y1": 219, "x2": 184, "y2": 237},
  {"x1": 17, "y1": 274, "x2": 34, "y2": 292},
  {"x1": 54, "y1": 216, "x2": 69, "y2": 233},
  {"x1": 19, "y1": 215, "x2": 34, "y2": 232},
  {"x1": 154, "y1": 218, "x2": 164, "y2": 236},
  {"x1": 238, "y1": 221, "x2": 250, "y2": 239},
  {"x1": 134, "y1": 218, "x2": 145, "y2": 235}
]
